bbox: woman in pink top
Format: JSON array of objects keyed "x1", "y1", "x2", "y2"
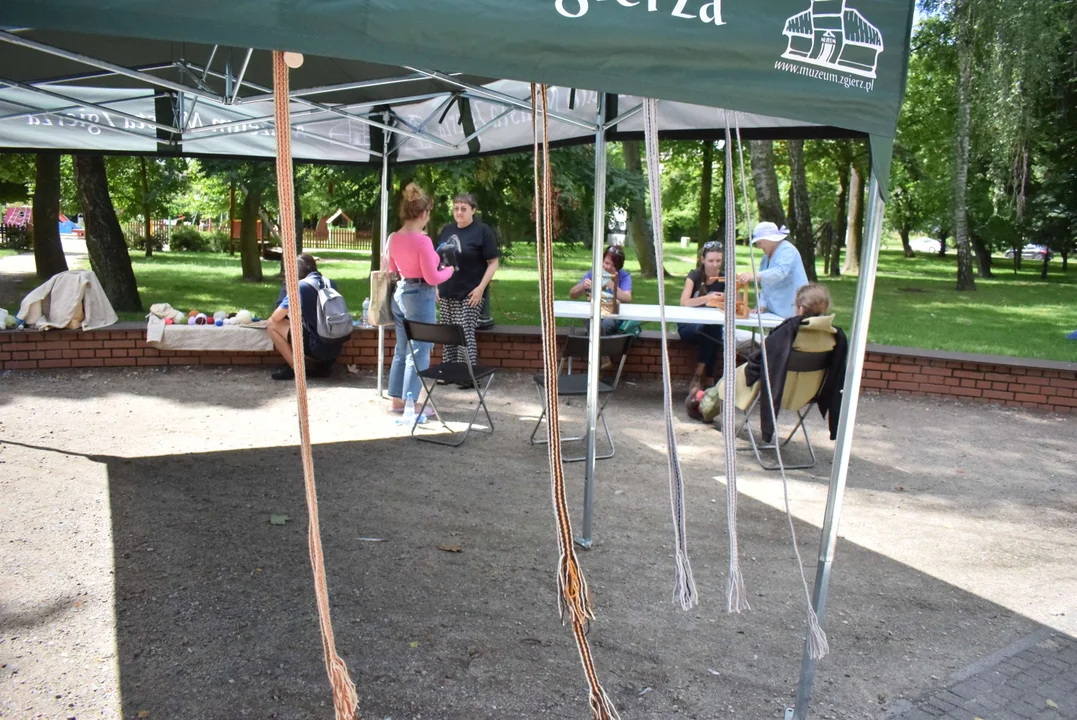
[{"x1": 386, "y1": 183, "x2": 454, "y2": 412}]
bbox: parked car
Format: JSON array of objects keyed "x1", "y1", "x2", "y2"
[
  {"x1": 1004, "y1": 244, "x2": 1053, "y2": 261},
  {"x1": 909, "y1": 237, "x2": 942, "y2": 253}
]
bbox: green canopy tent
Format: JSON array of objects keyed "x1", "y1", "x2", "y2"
[{"x1": 0, "y1": 3, "x2": 916, "y2": 717}]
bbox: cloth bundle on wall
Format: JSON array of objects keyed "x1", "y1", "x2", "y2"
[{"x1": 17, "y1": 270, "x2": 117, "y2": 331}]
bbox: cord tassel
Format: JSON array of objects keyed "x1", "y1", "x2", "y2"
[{"x1": 641, "y1": 98, "x2": 699, "y2": 611}]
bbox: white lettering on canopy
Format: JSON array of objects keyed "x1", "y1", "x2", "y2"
[{"x1": 555, "y1": 0, "x2": 724, "y2": 25}]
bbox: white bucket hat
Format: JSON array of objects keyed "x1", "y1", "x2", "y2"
[{"x1": 751, "y1": 221, "x2": 789, "y2": 244}]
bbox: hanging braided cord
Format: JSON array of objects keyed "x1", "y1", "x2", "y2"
[
  {"x1": 272, "y1": 52, "x2": 362, "y2": 718},
  {"x1": 640, "y1": 99, "x2": 698, "y2": 611},
  {"x1": 732, "y1": 118, "x2": 828, "y2": 659},
  {"x1": 531, "y1": 84, "x2": 620, "y2": 720},
  {"x1": 717, "y1": 114, "x2": 750, "y2": 614}
]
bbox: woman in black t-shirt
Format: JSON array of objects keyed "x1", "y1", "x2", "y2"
[
  {"x1": 678, "y1": 240, "x2": 726, "y2": 390},
  {"x1": 436, "y1": 193, "x2": 500, "y2": 364}
]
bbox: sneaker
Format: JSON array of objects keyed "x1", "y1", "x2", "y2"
[
  {"x1": 685, "y1": 389, "x2": 704, "y2": 422},
  {"x1": 271, "y1": 367, "x2": 296, "y2": 381}
]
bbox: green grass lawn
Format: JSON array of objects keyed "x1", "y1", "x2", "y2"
[{"x1": 4, "y1": 243, "x2": 1076, "y2": 361}]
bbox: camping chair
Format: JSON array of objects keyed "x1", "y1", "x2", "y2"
[
  {"x1": 403, "y1": 319, "x2": 496, "y2": 447},
  {"x1": 739, "y1": 347, "x2": 835, "y2": 471},
  {"x1": 529, "y1": 333, "x2": 635, "y2": 462}
]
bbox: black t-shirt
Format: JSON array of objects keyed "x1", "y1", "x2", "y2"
[
  {"x1": 686, "y1": 268, "x2": 725, "y2": 299},
  {"x1": 436, "y1": 221, "x2": 498, "y2": 299}
]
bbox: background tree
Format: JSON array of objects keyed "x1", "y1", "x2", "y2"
[
  {"x1": 106, "y1": 156, "x2": 190, "y2": 256},
  {"x1": 73, "y1": 154, "x2": 142, "y2": 312},
  {"x1": 32, "y1": 154, "x2": 69, "y2": 280},
  {"x1": 749, "y1": 141, "x2": 786, "y2": 228},
  {"x1": 786, "y1": 139, "x2": 817, "y2": 281},
  {"x1": 199, "y1": 160, "x2": 276, "y2": 281},
  {"x1": 621, "y1": 140, "x2": 657, "y2": 277}
]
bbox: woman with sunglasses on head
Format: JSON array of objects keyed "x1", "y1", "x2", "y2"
[
  {"x1": 568, "y1": 245, "x2": 632, "y2": 335},
  {"x1": 678, "y1": 240, "x2": 725, "y2": 391},
  {"x1": 436, "y1": 193, "x2": 500, "y2": 365}
]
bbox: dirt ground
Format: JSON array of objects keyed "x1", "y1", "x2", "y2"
[{"x1": 0, "y1": 366, "x2": 1074, "y2": 720}]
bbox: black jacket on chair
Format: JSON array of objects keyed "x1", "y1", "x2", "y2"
[{"x1": 744, "y1": 315, "x2": 848, "y2": 442}]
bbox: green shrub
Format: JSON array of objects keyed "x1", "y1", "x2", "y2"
[
  {"x1": 5, "y1": 225, "x2": 32, "y2": 252},
  {"x1": 126, "y1": 231, "x2": 166, "y2": 252},
  {"x1": 169, "y1": 226, "x2": 209, "y2": 252},
  {"x1": 205, "y1": 229, "x2": 232, "y2": 253}
]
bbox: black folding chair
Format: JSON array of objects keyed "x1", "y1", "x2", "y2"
[
  {"x1": 529, "y1": 333, "x2": 634, "y2": 462},
  {"x1": 740, "y1": 348, "x2": 834, "y2": 470},
  {"x1": 403, "y1": 319, "x2": 496, "y2": 447}
]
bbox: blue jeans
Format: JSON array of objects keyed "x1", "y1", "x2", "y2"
[{"x1": 389, "y1": 282, "x2": 436, "y2": 400}]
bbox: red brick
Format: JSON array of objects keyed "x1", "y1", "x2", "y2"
[
  {"x1": 953, "y1": 370, "x2": 984, "y2": 380},
  {"x1": 1014, "y1": 392, "x2": 1048, "y2": 403},
  {"x1": 230, "y1": 356, "x2": 263, "y2": 365},
  {"x1": 103, "y1": 340, "x2": 136, "y2": 349},
  {"x1": 61, "y1": 349, "x2": 79, "y2": 359},
  {"x1": 128, "y1": 349, "x2": 144, "y2": 357},
  {"x1": 36, "y1": 341, "x2": 71, "y2": 351},
  {"x1": 0, "y1": 352, "x2": 10, "y2": 361},
  {"x1": 861, "y1": 378, "x2": 887, "y2": 389},
  {"x1": 38, "y1": 359, "x2": 72, "y2": 369},
  {"x1": 922, "y1": 366, "x2": 952, "y2": 377},
  {"x1": 983, "y1": 390, "x2": 1014, "y2": 401},
  {"x1": 136, "y1": 357, "x2": 169, "y2": 366},
  {"x1": 78, "y1": 350, "x2": 96, "y2": 359},
  {"x1": 169, "y1": 357, "x2": 198, "y2": 365},
  {"x1": 28, "y1": 351, "x2": 45, "y2": 360},
  {"x1": 949, "y1": 387, "x2": 983, "y2": 398},
  {"x1": 1050, "y1": 396, "x2": 1077, "y2": 407},
  {"x1": 985, "y1": 372, "x2": 1012, "y2": 383},
  {"x1": 993, "y1": 382, "x2": 1010, "y2": 391},
  {"x1": 71, "y1": 358, "x2": 104, "y2": 367},
  {"x1": 94, "y1": 349, "x2": 111, "y2": 358},
  {"x1": 6, "y1": 360, "x2": 37, "y2": 369},
  {"x1": 104, "y1": 358, "x2": 131, "y2": 366},
  {"x1": 69, "y1": 341, "x2": 99, "y2": 350},
  {"x1": 890, "y1": 381, "x2": 919, "y2": 392}
]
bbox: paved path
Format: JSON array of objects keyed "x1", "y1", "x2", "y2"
[{"x1": 891, "y1": 628, "x2": 1077, "y2": 720}]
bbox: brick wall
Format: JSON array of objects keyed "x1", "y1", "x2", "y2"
[{"x1": 2, "y1": 326, "x2": 1074, "y2": 414}]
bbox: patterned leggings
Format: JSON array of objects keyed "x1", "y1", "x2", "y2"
[{"x1": 438, "y1": 297, "x2": 481, "y2": 364}]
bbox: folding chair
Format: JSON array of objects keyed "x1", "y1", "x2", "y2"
[
  {"x1": 529, "y1": 333, "x2": 634, "y2": 462},
  {"x1": 403, "y1": 319, "x2": 496, "y2": 447},
  {"x1": 739, "y1": 348, "x2": 834, "y2": 471}
]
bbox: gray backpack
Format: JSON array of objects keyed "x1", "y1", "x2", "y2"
[{"x1": 302, "y1": 276, "x2": 352, "y2": 341}]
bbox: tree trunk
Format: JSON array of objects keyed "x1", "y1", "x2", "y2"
[
  {"x1": 1040, "y1": 252, "x2": 1050, "y2": 280},
  {"x1": 970, "y1": 234, "x2": 993, "y2": 278},
  {"x1": 32, "y1": 153, "x2": 68, "y2": 281},
  {"x1": 73, "y1": 154, "x2": 142, "y2": 312},
  {"x1": 228, "y1": 183, "x2": 237, "y2": 256},
  {"x1": 842, "y1": 163, "x2": 864, "y2": 276},
  {"x1": 786, "y1": 139, "x2": 817, "y2": 282},
  {"x1": 622, "y1": 140, "x2": 657, "y2": 278},
  {"x1": 938, "y1": 230, "x2": 949, "y2": 256},
  {"x1": 900, "y1": 225, "x2": 916, "y2": 258},
  {"x1": 697, "y1": 140, "x2": 714, "y2": 252},
  {"x1": 239, "y1": 185, "x2": 264, "y2": 282},
  {"x1": 830, "y1": 149, "x2": 851, "y2": 278},
  {"x1": 749, "y1": 140, "x2": 786, "y2": 226},
  {"x1": 953, "y1": 0, "x2": 977, "y2": 291},
  {"x1": 139, "y1": 156, "x2": 153, "y2": 257}
]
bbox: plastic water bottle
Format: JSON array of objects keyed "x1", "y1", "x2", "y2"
[
  {"x1": 400, "y1": 392, "x2": 417, "y2": 426},
  {"x1": 361, "y1": 297, "x2": 371, "y2": 327}
]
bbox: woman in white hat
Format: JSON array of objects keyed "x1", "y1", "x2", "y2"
[{"x1": 736, "y1": 221, "x2": 809, "y2": 319}]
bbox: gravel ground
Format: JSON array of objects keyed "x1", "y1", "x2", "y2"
[{"x1": 1, "y1": 366, "x2": 1073, "y2": 720}]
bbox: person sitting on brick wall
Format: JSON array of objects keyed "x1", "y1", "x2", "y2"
[{"x1": 265, "y1": 253, "x2": 344, "y2": 381}]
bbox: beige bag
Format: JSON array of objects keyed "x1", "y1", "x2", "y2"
[{"x1": 368, "y1": 233, "x2": 398, "y2": 326}]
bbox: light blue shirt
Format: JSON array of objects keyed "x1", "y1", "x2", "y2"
[{"x1": 757, "y1": 241, "x2": 809, "y2": 319}]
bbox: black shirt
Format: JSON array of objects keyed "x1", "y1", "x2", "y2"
[
  {"x1": 686, "y1": 268, "x2": 725, "y2": 299},
  {"x1": 436, "y1": 221, "x2": 498, "y2": 299}
]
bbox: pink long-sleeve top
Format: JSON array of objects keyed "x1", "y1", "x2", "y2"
[{"x1": 387, "y1": 232, "x2": 454, "y2": 285}]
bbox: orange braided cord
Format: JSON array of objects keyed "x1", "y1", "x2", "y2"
[{"x1": 272, "y1": 50, "x2": 360, "y2": 720}]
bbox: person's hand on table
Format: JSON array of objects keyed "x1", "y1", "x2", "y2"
[{"x1": 467, "y1": 286, "x2": 484, "y2": 308}]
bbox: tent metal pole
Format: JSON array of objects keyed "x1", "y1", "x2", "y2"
[
  {"x1": 789, "y1": 174, "x2": 885, "y2": 720},
  {"x1": 376, "y1": 112, "x2": 391, "y2": 398},
  {"x1": 577, "y1": 91, "x2": 606, "y2": 549},
  {"x1": 229, "y1": 49, "x2": 253, "y2": 104}
]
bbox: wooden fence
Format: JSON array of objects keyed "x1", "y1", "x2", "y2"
[
  {"x1": 302, "y1": 227, "x2": 372, "y2": 251},
  {"x1": 0, "y1": 223, "x2": 31, "y2": 249}
]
